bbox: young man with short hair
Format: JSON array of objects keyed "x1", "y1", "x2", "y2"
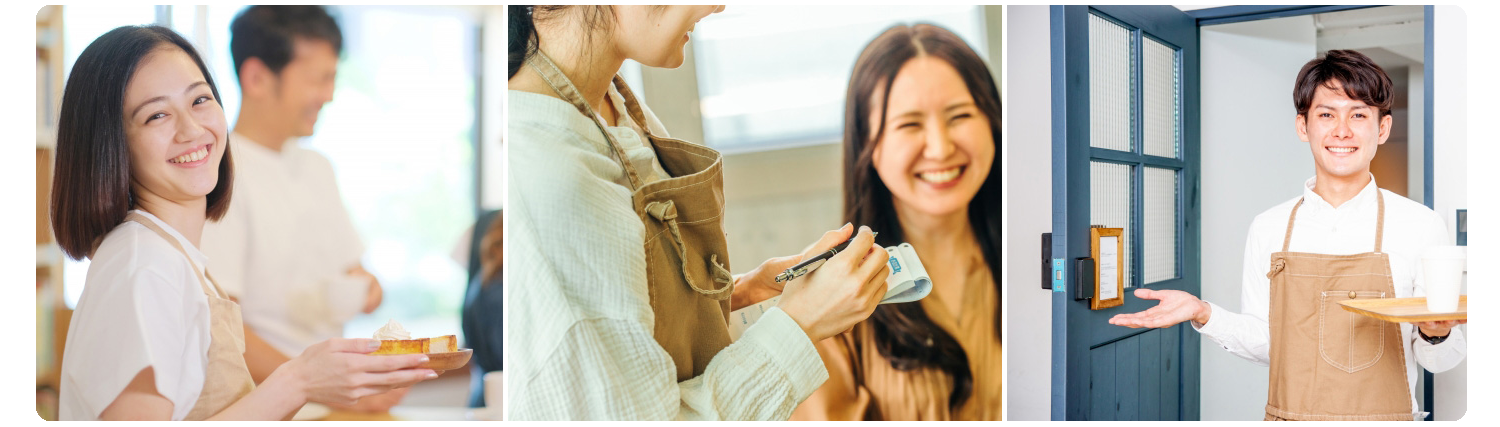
[{"x1": 1109, "y1": 49, "x2": 1466, "y2": 421}]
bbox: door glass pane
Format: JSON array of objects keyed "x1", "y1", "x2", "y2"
[
  {"x1": 1142, "y1": 37, "x2": 1179, "y2": 158},
  {"x1": 1091, "y1": 161, "x2": 1132, "y2": 288},
  {"x1": 1089, "y1": 14, "x2": 1133, "y2": 152},
  {"x1": 1144, "y1": 167, "x2": 1178, "y2": 283}
]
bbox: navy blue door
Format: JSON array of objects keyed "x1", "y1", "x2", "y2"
[{"x1": 1049, "y1": 5, "x2": 1201, "y2": 421}]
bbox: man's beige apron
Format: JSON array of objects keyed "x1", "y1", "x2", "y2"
[
  {"x1": 527, "y1": 52, "x2": 736, "y2": 381},
  {"x1": 1263, "y1": 192, "x2": 1413, "y2": 421},
  {"x1": 124, "y1": 213, "x2": 256, "y2": 419}
]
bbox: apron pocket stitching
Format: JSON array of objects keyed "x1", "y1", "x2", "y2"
[
  {"x1": 641, "y1": 172, "x2": 718, "y2": 199},
  {"x1": 1317, "y1": 291, "x2": 1386, "y2": 373}
]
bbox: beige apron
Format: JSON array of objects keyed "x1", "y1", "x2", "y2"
[
  {"x1": 1263, "y1": 192, "x2": 1414, "y2": 421},
  {"x1": 124, "y1": 213, "x2": 256, "y2": 420},
  {"x1": 526, "y1": 52, "x2": 736, "y2": 381}
]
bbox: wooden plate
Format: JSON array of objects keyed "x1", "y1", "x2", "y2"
[
  {"x1": 420, "y1": 348, "x2": 472, "y2": 370},
  {"x1": 1338, "y1": 296, "x2": 1467, "y2": 322}
]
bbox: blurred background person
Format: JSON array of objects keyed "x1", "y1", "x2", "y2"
[
  {"x1": 791, "y1": 23, "x2": 1002, "y2": 421},
  {"x1": 460, "y1": 209, "x2": 503, "y2": 409},
  {"x1": 200, "y1": 5, "x2": 405, "y2": 413}
]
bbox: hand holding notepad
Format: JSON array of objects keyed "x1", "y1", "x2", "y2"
[{"x1": 728, "y1": 243, "x2": 932, "y2": 340}]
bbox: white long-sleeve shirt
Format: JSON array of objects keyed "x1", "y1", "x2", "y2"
[
  {"x1": 200, "y1": 133, "x2": 369, "y2": 356},
  {"x1": 1195, "y1": 175, "x2": 1466, "y2": 415},
  {"x1": 506, "y1": 87, "x2": 827, "y2": 420}
]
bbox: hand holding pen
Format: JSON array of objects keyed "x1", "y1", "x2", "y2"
[
  {"x1": 775, "y1": 224, "x2": 892, "y2": 342},
  {"x1": 775, "y1": 231, "x2": 879, "y2": 282}
]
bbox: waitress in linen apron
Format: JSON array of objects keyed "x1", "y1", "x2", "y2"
[
  {"x1": 525, "y1": 50, "x2": 737, "y2": 381},
  {"x1": 124, "y1": 212, "x2": 257, "y2": 419},
  {"x1": 1263, "y1": 192, "x2": 1414, "y2": 421}
]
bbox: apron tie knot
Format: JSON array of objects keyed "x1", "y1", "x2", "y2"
[
  {"x1": 1267, "y1": 258, "x2": 1286, "y2": 279},
  {"x1": 647, "y1": 200, "x2": 733, "y2": 300},
  {"x1": 646, "y1": 200, "x2": 678, "y2": 221}
]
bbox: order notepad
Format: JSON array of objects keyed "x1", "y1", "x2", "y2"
[{"x1": 727, "y1": 243, "x2": 932, "y2": 341}]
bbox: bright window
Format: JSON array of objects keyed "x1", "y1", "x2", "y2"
[{"x1": 690, "y1": 5, "x2": 987, "y2": 150}]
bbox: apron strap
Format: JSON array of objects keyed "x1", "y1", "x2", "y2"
[
  {"x1": 123, "y1": 212, "x2": 227, "y2": 300},
  {"x1": 1280, "y1": 189, "x2": 1388, "y2": 253},
  {"x1": 610, "y1": 75, "x2": 657, "y2": 139},
  {"x1": 1374, "y1": 190, "x2": 1385, "y2": 253},
  {"x1": 523, "y1": 48, "x2": 646, "y2": 192},
  {"x1": 645, "y1": 200, "x2": 734, "y2": 300},
  {"x1": 1281, "y1": 198, "x2": 1305, "y2": 252}
]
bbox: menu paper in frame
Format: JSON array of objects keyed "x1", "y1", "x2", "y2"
[{"x1": 1091, "y1": 226, "x2": 1125, "y2": 310}]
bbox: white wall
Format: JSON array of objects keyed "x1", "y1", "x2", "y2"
[
  {"x1": 1003, "y1": 5, "x2": 1052, "y2": 421},
  {"x1": 1431, "y1": 5, "x2": 1467, "y2": 421},
  {"x1": 1198, "y1": 15, "x2": 1317, "y2": 420}
]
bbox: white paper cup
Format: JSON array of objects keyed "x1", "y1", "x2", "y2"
[
  {"x1": 1421, "y1": 246, "x2": 1466, "y2": 313},
  {"x1": 484, "y1": 371, "x2": 503, "y2": 410}
]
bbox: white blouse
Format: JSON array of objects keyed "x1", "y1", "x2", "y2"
[
  {"x1": 506, "y1": 84, "x2": 828, "y2": 420},
  {"x1": 59, "y1": 210, "x2": 213, "y2": 421}
]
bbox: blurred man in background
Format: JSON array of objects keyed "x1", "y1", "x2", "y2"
[{"x1": 202, "y1": 5, "x2": 405, "y2": 413}]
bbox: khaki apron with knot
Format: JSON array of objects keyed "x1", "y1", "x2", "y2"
[
  {"x1": 123, "y1": 212, "x2": 256, "y2": 420},
  {"x1": 526, "y1": 51, "x2": 736, "y2": 381},
  {"x1": 1263, "y1": 191, "x2": 1414, "y2": 421}
]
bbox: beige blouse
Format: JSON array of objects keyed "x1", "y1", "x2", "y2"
[{"x1": 791, "y1": 254, "x2": 1002, "y2": 420}]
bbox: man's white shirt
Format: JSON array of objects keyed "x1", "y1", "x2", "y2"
[{"x1": 201, "y1": 133, "x2": 369, "y2": 356}]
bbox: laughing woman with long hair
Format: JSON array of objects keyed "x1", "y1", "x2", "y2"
[{"x1": 792, "y1": 24, "x2": 1002, "y2": 420}]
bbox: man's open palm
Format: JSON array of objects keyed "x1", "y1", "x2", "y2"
[{"x1": 1108, "y1": 288, "x2": 1211, "y2": 328}]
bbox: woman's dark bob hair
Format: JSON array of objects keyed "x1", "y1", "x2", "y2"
[
  {"x1": 843, "y1": 23, "x2": 1002, "y2": 412},
  {"x1": 51, "y1": 25, "x2": 233, "y2": 260}
]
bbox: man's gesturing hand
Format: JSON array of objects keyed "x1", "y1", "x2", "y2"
[{"x1": 1108, "y1": 288, "x2": 1212, "y2": 329}]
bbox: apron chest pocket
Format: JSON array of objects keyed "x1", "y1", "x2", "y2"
[{"x1": 1318, "y1": 290, "x2": 1388, "y2": 373}]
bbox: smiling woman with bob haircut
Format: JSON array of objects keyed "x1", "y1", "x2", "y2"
[{"x1": 52, "y1": 25, "x2": 436, "y2": 421}]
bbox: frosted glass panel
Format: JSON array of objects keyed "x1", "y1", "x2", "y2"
[
  {"x1": 1089, "y1": 14, "x2": 1132, "y2": 152},
  {"x1": 1144, "y1": 167, "x2": 1178, "y2": 283},
  {"x1": 1142, "y1": 37, "x2": 1180, "y2": 158},
  {"x1": 1091, "y1": 161, "x2": 1132, "y2": 288}
]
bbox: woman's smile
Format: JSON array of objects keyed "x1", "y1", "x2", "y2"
[{"x1": 167, "y1": 143, "x2": 214, "y2": 167}]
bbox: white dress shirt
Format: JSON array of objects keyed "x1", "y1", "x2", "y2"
[
  {"x1": 60, "y1": 210, "x2": 212, "y2": 421},
  {"x1": 507, "y1": 85, "x2": 828, "y2": 420},
  {"x1": 1195, "y1": 175, "x2": 1466, "y2": 415},
  {"x1": 200, "y1": 133, "x2": 368, "y2": 356}
]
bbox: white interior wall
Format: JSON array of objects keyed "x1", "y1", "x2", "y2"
[
  {"x1": 1431, "y1": 5, "x2": 1467, "y2": 421},
  {"x1": 1198, "y1": 15, "x2": 1317, "y2": 421},
  {"x1": 1003, "y1": 5, "x2": 1052, "y2": 421}
]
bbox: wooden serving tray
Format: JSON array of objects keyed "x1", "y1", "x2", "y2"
[{"x1": 1338, "y1": 296, "x2": 1467, "y2": 322}]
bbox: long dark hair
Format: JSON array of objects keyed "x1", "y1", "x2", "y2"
[
  {"x1": 842, "y1": 24, "x2": 1002, "y2": 411},
  {"x1": 51, "y1": 25, "x2": 233, "y2": 260}
]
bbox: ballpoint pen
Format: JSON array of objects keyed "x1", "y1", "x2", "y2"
[{"x1": 774, "y1": 232, "x2": 879, "y2": 283}]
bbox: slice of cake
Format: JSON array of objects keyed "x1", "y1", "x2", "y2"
[
  {"x1": 429, "y1": 335, "x2": 457, "y2": 353},
  {"x1": 371, "y1": 319, "x2": 425, "y2": 354},
  {"x1": 370, "y1": 319, "x2": 458, "y2": 354}
]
